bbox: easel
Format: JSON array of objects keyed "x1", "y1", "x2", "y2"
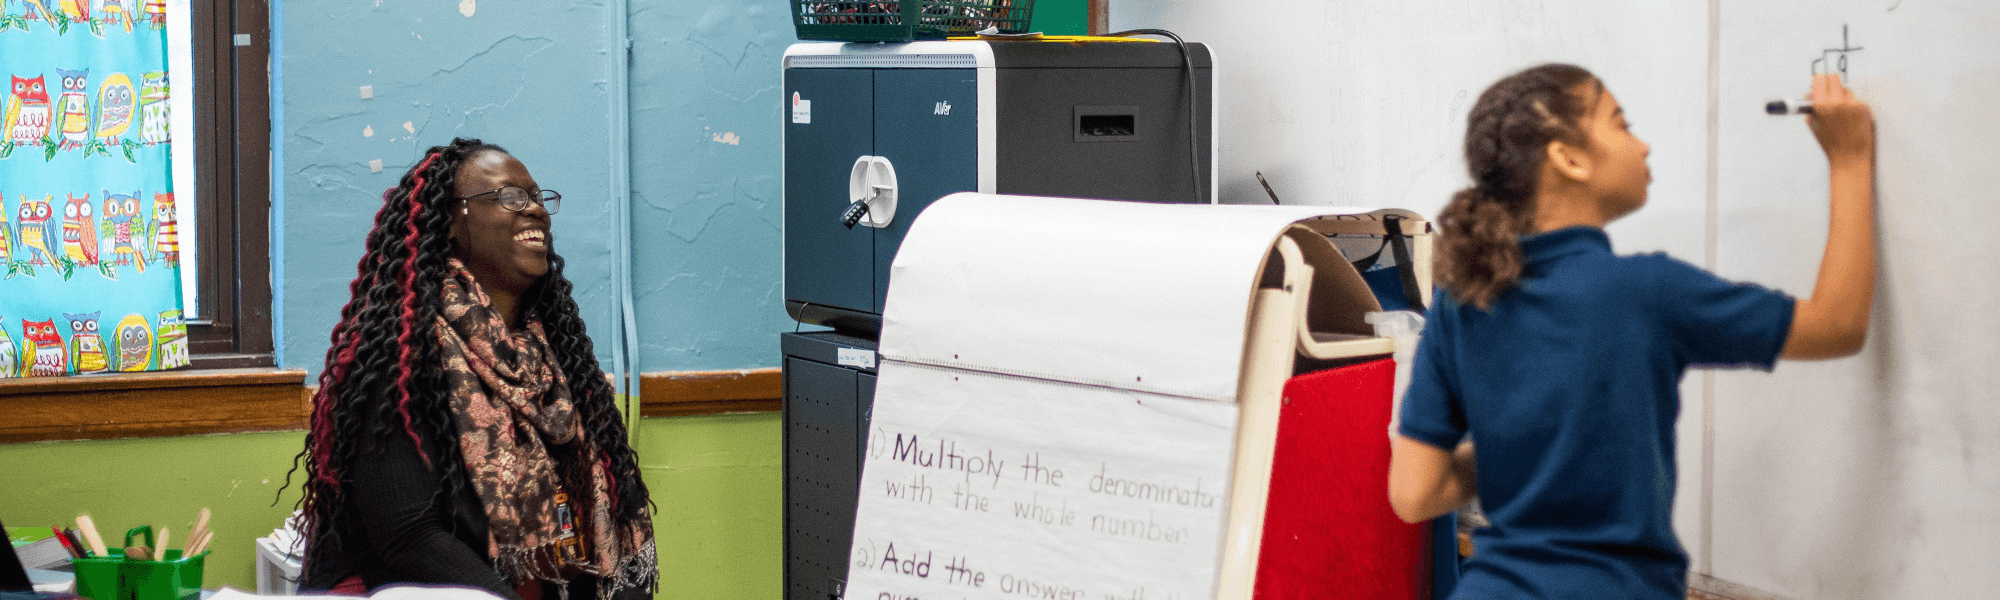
[
  {"x1": 1221, "y1": 215, "x2": 1433, "y2": 599},
  {"x1": 842, "y1": 193, "x2": 1437, "y2": 600}
]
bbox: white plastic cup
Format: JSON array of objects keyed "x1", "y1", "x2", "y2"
[{"x1": 1365, "y1": 310, "x2": 1426, "y2": 437}]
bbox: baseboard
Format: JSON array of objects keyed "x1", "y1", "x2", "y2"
[{"x1": 1689, "y1": 573, "x2": 1799, "y2": 600}]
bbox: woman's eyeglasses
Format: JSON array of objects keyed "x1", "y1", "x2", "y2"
[{"x1": 457, "y1": 186, "x2": 562, "y2": 215}]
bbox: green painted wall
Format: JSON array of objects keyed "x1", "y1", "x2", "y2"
[
  {"x1": 636, "y1": 413, "x2": 782, "y2": 599},
  {"x1": 0, "y1": 413, "x2": 780, "y2": 597},
  {"x1": 0, "y1": 431, "x2": 305, "y2": 591},
  {"x1": 1030, "y1": 0, "x2": 1088, "y2": 35}
]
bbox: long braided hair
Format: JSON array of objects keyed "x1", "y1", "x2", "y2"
[
  {"x1": 285, "y1": 137, "x2": 650, "y2": 582},
  {"x1": 1436, "y1": 64, "x2": 1601, "y2": 308}
]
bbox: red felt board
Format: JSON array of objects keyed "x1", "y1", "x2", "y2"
[{"x1": 1254, "y1": 358, "x2": 1430, "y2": 600}]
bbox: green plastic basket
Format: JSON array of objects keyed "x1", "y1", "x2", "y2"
[
  {"x1": 74, "y1": 549, "x2": 206, "y2": 600},
  {"x1": 72, "y1": 526, "x2": 207, "y2": 600},
  {"x1": 792, "y1": 0, "x2": 1035, "y2": 42}
]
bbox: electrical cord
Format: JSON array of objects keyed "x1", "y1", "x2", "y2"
[{"x1": 1104, "y1": 28, "x2": 1203, "y2": 203}]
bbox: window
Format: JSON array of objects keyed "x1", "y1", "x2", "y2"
[
  {"x1": 183, "y1": 0, "x2": 272, "y2": 368},
  {"x1": 0, "y1": 0, "x2": 288, "y2": 444}
]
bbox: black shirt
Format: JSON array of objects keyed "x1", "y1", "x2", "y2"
[{"x1": 302, "y1": 431, "x2": 641, "y2": 600}]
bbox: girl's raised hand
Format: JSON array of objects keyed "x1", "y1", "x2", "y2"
[{"x1": 1807, "y1": 73, "x2": 1875, "y2": 166}]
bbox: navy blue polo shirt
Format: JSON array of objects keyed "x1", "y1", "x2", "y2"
[{"x1": 1399, "y1": 226, "x2": 1794, "y2": 600}]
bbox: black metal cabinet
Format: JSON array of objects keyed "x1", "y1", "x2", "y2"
[
  {"x1": 781, "y1": 331, "x2": 877, "y2": 600},
  {"x1": 868, "y1": 69, "x2": 978, "y2": 315},
  {"x1": 783, "y1": 68, "x2": 878, "y2": 318}
]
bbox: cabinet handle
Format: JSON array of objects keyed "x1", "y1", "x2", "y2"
[{"x1": 845, "y1": 155, "x2": 900, "y2": 229}]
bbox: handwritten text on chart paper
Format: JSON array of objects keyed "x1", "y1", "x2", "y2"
[
  {"x1": 880, "y1": 431, "x2": 1223, "y2": 509},
  {"x1": 851, "y1": 365, "x2": 1234, "y2": 600},
  {"x1": 852, "y1": 538, "x2": 1187, "y2": 600},
  {"x1": 886, "y1": 433, "x2": 1008, "y2": 488}
]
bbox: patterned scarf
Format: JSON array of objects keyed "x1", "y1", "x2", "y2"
[{"x1": 433, "y1": 259, "x2": 657, "y2": 599}]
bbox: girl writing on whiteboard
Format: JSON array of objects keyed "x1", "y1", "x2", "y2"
[{"x1": 1386, "y1": 65, "x2": 1874, "y2": 599}]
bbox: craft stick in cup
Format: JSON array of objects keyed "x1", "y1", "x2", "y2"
[
  {"x1": 188, "y1": 530, "x2": 214, "y2": 556},
  {"x1": 188, "y1": 508, "x2": 210, "y2": 548},
  {"x1": 75, "y1": 515, "x2": 109, "y2": 557},
  {"x1": 156, "y1": 528, "x2": 170, "y2": 561}
]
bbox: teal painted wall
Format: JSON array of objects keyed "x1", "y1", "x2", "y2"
[
  {"x1": 276, "y1": 0, "x2": 622, "y2": 379},
  {"x1": 627, "y1": 0, "x2": 796, "y2": 373},
  {"x1": 0, "y1": 413, "x2": 780, "y2": 595},
  {"x1": 621, "y1": 0, "x2": 1088, "y2": 373},
  {"x1": 273, "y1": 0, "x2": 1089, "y2": 377}
]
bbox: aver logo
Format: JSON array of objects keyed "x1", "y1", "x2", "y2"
[{"x1": 933, "y1": 101, "x2": 951, "y2": 116}]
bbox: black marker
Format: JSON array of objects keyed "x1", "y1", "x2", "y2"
[
  {"x1": 1255, "y1": 171, "x2": 1282, "y2": 205},
  {"x1": 1765, "y1": 99, "x2": 1814, "y2": 115}
]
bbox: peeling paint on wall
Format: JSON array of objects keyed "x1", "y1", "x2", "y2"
[
  {"x1": 283, "y1": 0, "x2": 617, "y2": 383},
  {"x1": 626, "y1": 2, "x2": 796, "y2": 372},
  {"x1": 459, "y1": 0, "x2": 475, "y2": 18}
]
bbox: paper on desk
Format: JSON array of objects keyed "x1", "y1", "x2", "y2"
[
  {"x1": 27, "y1": 568, "x2": 70, "y2": 594},
  {"x1": 209, "y1": 586, "x2": 291, "y2": 599},
  {"x1": 208, "y1": 583, "x2": 505, "y2": 599}
]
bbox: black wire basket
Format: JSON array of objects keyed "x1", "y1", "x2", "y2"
[{"x1": 793, "y1": 0, "x2": 1035, "y2": 42}]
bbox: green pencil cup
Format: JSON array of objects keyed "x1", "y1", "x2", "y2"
[
  {"x1": 71, "y1": 553, "x2": 122, "y2": 600},
  {"x1": 72, "y1": 526, "x2": 206, "y2": 600},
  {"x1": 125, "y1": 549, "x2": 206, "y2": 600},
  {"x1": 72, "y1": 550, "x2": 207, "y2": 600}
]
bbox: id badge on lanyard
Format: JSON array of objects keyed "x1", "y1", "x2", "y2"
[{"x1": 553, "y1": 491, "x2": 585, "y2": 565}]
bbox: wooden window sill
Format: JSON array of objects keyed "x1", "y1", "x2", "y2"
[
  {"x1": 0, "y1": 365, "x2": 781, "y2": 442},
  {"x1": 640, "y1": 369, "x2": 780, "y2": 417},
  {"x1": 0, "y1": 368, "x2": 309, "y2": 443}
]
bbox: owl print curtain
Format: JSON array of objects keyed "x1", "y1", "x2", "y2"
[{"x1": 0, "y1": 0, "x2": 187, "y2": 377}]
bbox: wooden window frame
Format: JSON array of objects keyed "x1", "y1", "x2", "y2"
[{"x1": 186, "y1": 0, "x2": 273, "y2": 368}]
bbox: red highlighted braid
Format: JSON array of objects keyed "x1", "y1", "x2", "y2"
[{"x1": 393, "y1": 152, "x2": 440, "y2": 466}]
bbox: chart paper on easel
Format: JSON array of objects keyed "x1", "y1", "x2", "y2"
[{"x1": 845, "y1": 362, "x2": 1237, "y2": 600}]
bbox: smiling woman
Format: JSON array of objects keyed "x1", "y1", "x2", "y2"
[
  {"x1": 287, "y1": 138, "x2": 657, "y2": 600},
  {"x1": 448, "y1": 150, "x2": 560, "y2": 327}
]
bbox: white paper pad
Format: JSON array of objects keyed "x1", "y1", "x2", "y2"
[
  {"x1": 844, "y1": 362, "x2": 1238, "y2": 600},
  {"x1": 882, "y1": 193, "x2": 1396, "y2": 401}
]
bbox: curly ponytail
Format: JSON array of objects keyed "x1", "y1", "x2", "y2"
[{"x1": 1438, "y1": 63, "x2": 1602, "y2": 308}]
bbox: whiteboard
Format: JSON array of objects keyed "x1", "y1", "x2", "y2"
[
  {"x1": 1113, "y1": 1, "x2": 2000, "y2": 599},
  {"x1": 1710, "y1": 2, "x2": 2000, "y2": 599}
]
